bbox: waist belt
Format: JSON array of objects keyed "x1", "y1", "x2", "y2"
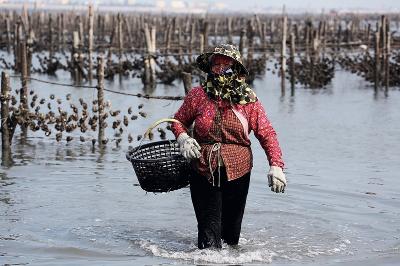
[
  {"x1": 199, "y1": 141, "x2": 250, "y2": 147},
  {"x1": 201, "y1": 142, "x2": 250, "y2": 187}
]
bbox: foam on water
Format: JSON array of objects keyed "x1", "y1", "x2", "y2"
[
  {"x1": 137, "y1": 238, "x2": 275, "y2": 264},
  {"x1": 123, "y1": 227, "x2": 353, "y2": 264}
]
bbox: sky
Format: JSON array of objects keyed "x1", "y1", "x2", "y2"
[
  {"x1": 202, "y1": 0, "x2": 400, "y2": 11},
  {"x1": 7, "y1": 0, "x2": 400, "y2": 12}
]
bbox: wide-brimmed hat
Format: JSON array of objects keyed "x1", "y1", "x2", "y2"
[{"x1": 196, "y1": 44, "x2": 249, "y2": 76}]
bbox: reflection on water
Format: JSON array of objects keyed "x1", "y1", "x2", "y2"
[{"x1": 0, "y1": 68, "x2": 400, "y2": 265}]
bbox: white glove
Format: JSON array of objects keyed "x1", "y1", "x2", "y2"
[
  {"x1": 176, "y1": 133, "x2": 201, "y2": 160},
  {"x1": 268, "y1": 166, "x2": 287, "y2": 193}
]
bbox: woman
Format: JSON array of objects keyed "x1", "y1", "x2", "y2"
[{"x1": 171, "y1": 44, "x2": 286, "y2": 249}]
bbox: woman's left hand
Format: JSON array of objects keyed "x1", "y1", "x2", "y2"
[
  {"x1": 268, "y1": 166, "x2": 287, "y2": 193},
  {"x1": 177, "y1": 133, "x2": 201, "y2": 160}
]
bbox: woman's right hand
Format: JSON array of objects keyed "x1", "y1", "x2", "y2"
[{"x1": 177, "y1": 133, "x2": 201, "y2": 160}]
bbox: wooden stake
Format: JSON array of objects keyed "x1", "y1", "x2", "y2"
[
  {"x1": 6, "y1": 15, "x2": 11, "y2": 53},
  {"x1": 385, "y1": 30, "x2": 390, "y2": 93},
  {"x1": 14, "y1": 22, "x2": 21, "y2": 72},
  {"x1": 61, "y1": 13, "x2": 65, "y2": 50},
  {"x1": 88, "y1": 4, "x2": 94, "y2": 81},
  {"x1": 239, "y1": 28, "x2": 246, "y2": 56},
  {"x1": 247, "y1": 20, "x2": 254, "y2": 63},
  {"x1": 117, "y1": 13, "x2": 123, "y2": 73},
  {"x1": 20, "y1": 42, "x2": 28, "y2": 111},
  {"x1": 143, "y1": 23, "x2": 156, "y2": 85},
  {"x1": 281, "y1": 16, "x2": 287, "y2": 88},
  {"x1": 189, "y1": 22, "x2": 195, "y2": 63},
  {"x1": 374, "y1": 31, "x2": 380, "y2": 91},
  {"x1": 1, "y1": 72, "x2": 12, "y2": 165},
  {"x1": 199, "y1": 33, "x2": 204, "y2": 54},
  {"x1": 97, "y1": 56, "x2": 105, "y2": 147},
  {"x1": 203, "y1": 21, "x2": 209, "y2": 50},
  {"x1": 290, "y1": 32, "x2": 295, "y2": 91},
  {"x1": 182, "y1": 72, "x2": 192, "y2": 95},
  {"x1": 19, "y1": 41, "x2": 28, "y2": 139},
  {"x1": 178, "y1": 27, "x2": 183, "y2": 66},
  {"x1": 227, "y1": 17, "x2": 232, "y2": 44},
  {"x1": 72, "y1": 31, "x2": 80, "y2": 82},
  {"x1": 48, "y1": 14, "x2": 53, "y2": 59}
]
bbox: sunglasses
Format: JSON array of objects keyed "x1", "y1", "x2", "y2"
[{"x1": 211, "y1": 64, "x2": 235, "y2": 75}]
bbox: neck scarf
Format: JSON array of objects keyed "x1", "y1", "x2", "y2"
[{"x1": 201, "y1": 72, "x2": 257, "y2": 105}]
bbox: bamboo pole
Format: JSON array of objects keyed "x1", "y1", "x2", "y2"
[
  {"x1": 19, "y1": 41, "x2": 28, "y2": 139},
  {"x1": 1, "y1": 72, "x2": 12, "y2": 165},
  {"x1": 227, "y1": 17, "x2": 233, "y2": 44},
  {"x1": 385, "y1": 30, "x2": 390, "y2": 93},
  {"x1": 182, "y1": 72, "x2": 192, "y2": 95},
  {"x1": 48, "y1": 14, "x2": 53, "y2": 60},
  {"x1": 60, "y1": 13, "x2": 65, "y2": 50},
  {"x1": 239, "y1": 28, "x2": 246, "y2": 56},
  {"x1": 117, "y1": 13, "x2": 123, "y2": 74},
  {"x1": 78, "y1": 16, "x2": 84, "y2": 48},
  {"x1": 97, "y1": 56, "x2": 105, "y2": 147},
  {"x1": 203, "y1": 21, "x2": 209, "y2": 50},
  {"x1": 246, "y1": 20, "x2": 254, "y2": 63},
  {"x1": 22, "y1": 3, "x2": 28, "y2": 33},
  {"x1": 124, "y1": 16, "x2": 133, "y2": 48},
  {"x1": 88, "y1": 5, "x2": 94, "y2": 81},
  {"x1": 290, "y1": 32, "x2": 295, "y2": 92},
  {"x1": 57, "y1": 14, "x2": 61, "y2": 51},
  {"x1": 270, "y1": 20, "x2": 275, "y2": 45},
  {"x1": 14, "y1": 22, "x2": 21, "y2": 72},
  {"x1": 374, "y1": 31, "x2": 380, "y2": 91},
  {"x1": 165, "y1": 23, "x2": 171, "y2": 54},
  {"x1": 189, "y1": 22, "x2": 195, "y2": 63},
  {"x1": 213, "y1": 19, "x2": 219, "y2": 45},
  {"x1": 6, "y1": 15, "x2": 11, "y2": 52},
  {"x1": 150, "y1": 25, "x2": 156, "y2": 82},
  {"x1": 143, "y1": 23, "x2": 156, "y2": 85},
  {"x1": 177, "y1": 27, "x2": 183, "y2": 66},
  {"x1": 199, "y1": 33, "x2": 204, "y2": 54},
  {"x1": 72, "y1": 31, "x2": 80, "y2": 82},
  {"x1": 322, "y1": 21, "x2": 326, "y2": 59},
  {"x1": 20, "y1": 42, "x2": 28, "y2": 111},
  {"x1": 337, "y1": 24, "x2": 342, "y2": 52},
  {"x1": 366, "y1": 23, "x2": 371, "y2": 45},
  {"x1": 305, "y1": 22, "x2": 310, "y2": 61},
  {"x1": 27, "y1": 28, "x2": 33, "y2": 76},
  {"x1": 281, "y1": 16, "x2": 287, "y2": 89}
]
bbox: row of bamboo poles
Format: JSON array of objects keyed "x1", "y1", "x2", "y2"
[
  {"x1": 1, "y1": 55, "x2": 107, "y2": 166},
  {"x1": 1, "y1": 33, "x2": 193, "y2": 166},
  {"x1": 1, "y1": 8, "x2": 400, "y2": 166},
  {"x1": 1, "y1": 8, "x2": 400, "y2": 90}
]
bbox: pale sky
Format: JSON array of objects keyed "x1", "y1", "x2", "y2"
[
  {"x1": 203, "y1": 0, "x2": 400, "y2": 10},
  {"x1": 12, "y1": 0, "x2": 400, "y2": 12}
]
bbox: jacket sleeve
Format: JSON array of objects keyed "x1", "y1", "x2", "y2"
[
  {"x1": 248, "y1": 100, "x2": 285, "y2": 168},
  {"x1": 171, "y1": 87, "x2": 199, "y2": 138}
]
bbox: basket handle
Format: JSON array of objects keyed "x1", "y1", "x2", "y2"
[
  {"x1": 127, "y1": 118, "x2": 187, "y2": 160},
  {"x1": 143, "y1": 118, "x2": 187, "y2": 140}
]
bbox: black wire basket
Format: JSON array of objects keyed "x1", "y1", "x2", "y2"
[
  {"x1": 126, "y1": 140, "x2": 191, "y2": 192},
  {"x1": 126, "y1": 119, "x2": 192, "y2": 192}
]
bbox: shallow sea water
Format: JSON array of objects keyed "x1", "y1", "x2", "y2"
[{"x1": 1, "y1": 63, "x2": 400, "y2": 265}]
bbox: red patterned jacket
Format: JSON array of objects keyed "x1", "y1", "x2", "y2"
[{"x1": 171, "y1": 86, "x2": 284, "y2": 182}]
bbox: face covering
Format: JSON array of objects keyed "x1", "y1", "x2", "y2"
[{"x1": 202, "y1": 67, "x2": 257, "y2": 105}]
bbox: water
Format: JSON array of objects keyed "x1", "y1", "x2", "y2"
[{"x1": 1, "y1": 65, "x2": 400, "y2": 265}]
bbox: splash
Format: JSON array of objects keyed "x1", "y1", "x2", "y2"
[{"x1": 138, "y1": 238, "x2": 275, "y2": 264}]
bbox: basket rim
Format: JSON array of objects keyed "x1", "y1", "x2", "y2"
[{"x1": 126, "y1": 139, "x2": 184, "y2": 163}]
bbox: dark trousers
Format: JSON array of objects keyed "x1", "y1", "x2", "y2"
[{"x1": 189, "y1": 168, "x2": 251, "y2": 249}]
